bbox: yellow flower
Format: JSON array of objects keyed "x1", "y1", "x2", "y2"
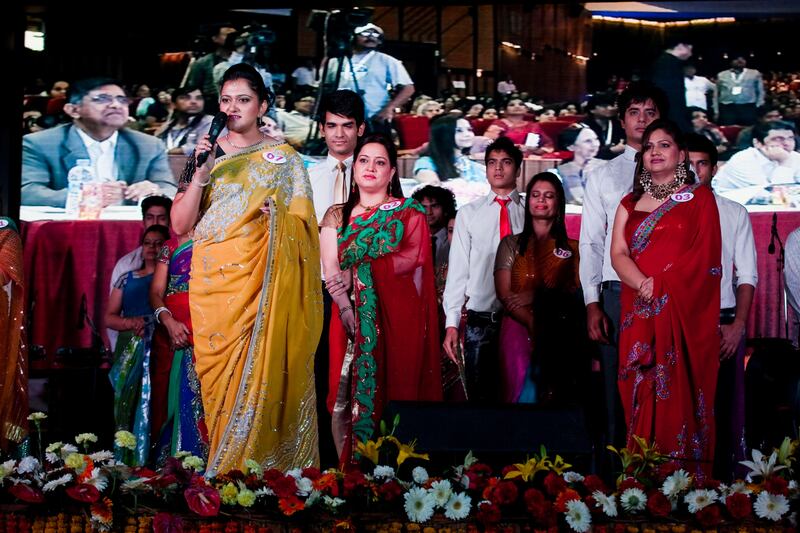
[
  {"x1": 46, "y1": 442, "x2": 64, "y2": 454},
  {"x1": 65, "y1": 453, "x2": 86, "y2": 471},
  {"x1": 244, "y1": 459, "x2": 263, "y2": 477},
  {"x1": 27, "y1": 412, "x2": 47, "y2": 422},
  {"x1": 549, "y1": 454, "x2": 572, "y2": 475},
  {"x1": 384, "y1": 436, "x2": 429, "y2": 466},
  {"x1": 75, "y1": 433, "x2": 98, "y2": 446},
  {"x1": 237, "y1": 488, "x2": 256, "y2": 507},
  {"x1": 355, "y1": 437, "x2": 383, "y2": 465},
  {"x1": 114, "y1": 431, "x2": 136, "y2": 450},
  {"x1": 182, "y1": 456, "x2": 205, "y2": 472},
  {"x1": 504, "y1": 457, "x2": 549, "y2": 482},
  {"x1": 220, "y1": 483, "x2": 238, "y2": 505}
]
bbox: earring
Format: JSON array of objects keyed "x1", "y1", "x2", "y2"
[
  {"x1": 639, "y1": 168, "x2": 652, "y2": 185},
  {"x1": 257, "y1": 115, "x2": 264, "y2": 127},
  {"x1": 675, "y1": 164, "x2": 687, "y2": 182}
]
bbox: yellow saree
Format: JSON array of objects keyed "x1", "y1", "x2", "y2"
[{"x1": 189, "y1": 141, "x2": 322, "y2": 476}]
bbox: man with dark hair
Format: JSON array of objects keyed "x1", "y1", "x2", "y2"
[
  {"x1": 443, "y1": 137, "x2": 525, "y2": 400},
  {"x1": 308, "y1": 88, "x2": 365, "y2": 466},
  {"x1": 412, "y1": 185, "x2": 457, "y2": 268},
  {"x1": 585, "y1": 94, "x2": 625, "y2": 160},
  {"x1": 686, "y1": 132, "x2": 756, "y2": 480},
  {"x1": 107, "y1": 195, "x2": 172, "y2": 350},
  {"x1": 184, "y1": 24, "x2": 238, "y2": 110},
  {"x1": 713, "y1": 120, "x2": 800, "y2": 201},
  {"x1": 734, "y1": 106, "x2": 783, "y2": 152},
  {"x1": 309, "y1": 90, "x2": 366, "y2": 223},
  {"x1": 715, "y1": 56, "x2": 765, "y2": 126},
  {"x1": 650, "y1": 36, "x2": 693, "y2": 132},
  {"x1": 579, "y1": 81, "x2": 666, "y2": 448},
  {"x1": 155, "y1": 86, "x2": 213, "y2": 156},
  {"x1": 22, "y1": 78, "x2": 175, "y2": 207}
]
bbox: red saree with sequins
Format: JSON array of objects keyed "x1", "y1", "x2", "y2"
[
  {"x1": 328, "y1": 198, "x2": 442, "y2": 465},
  {"x1": 617, "y1": 184, "x2": 721, "y2": 476}
]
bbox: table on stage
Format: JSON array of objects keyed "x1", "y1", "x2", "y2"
[{"x1": 20, "y1": 209, "x2": 800, "y2": 368}]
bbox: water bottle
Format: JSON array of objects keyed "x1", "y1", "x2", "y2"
[{"x1": 65, "y1": 159, "x2": 93, "y2": 219}]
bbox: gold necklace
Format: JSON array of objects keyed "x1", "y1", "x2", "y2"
[
  {"x1": 226, "y1": 132, "x2": 266, "y2": 149},
  {"x1": 358, "y1": 196, "x2": 389, "y2": 210}
]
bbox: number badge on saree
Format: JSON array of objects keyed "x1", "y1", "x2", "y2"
[
  {"x1": 0, "y1": 219, "x2": 7, "y2": 229},
  {"x1": 262, "y1": 151, "x2": 287, "y2": 164},
  {"x1": 553, "y1": 248, "x2": 573, "y2": 259},
  {"x1": 380, "y1": 200, "x2": 402, "y2": 211},
  {"x1": 671, "y1": 192, "x2": 694, "y2": 203}
]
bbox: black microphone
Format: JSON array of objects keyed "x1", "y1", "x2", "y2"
[
  {"x1": 77, "y1": 293, "x2": 86, "y2": 330},
  {"x1": 196, "y1": 112, "x2": 228, "y2": 166},
  {"x1": 768, "y1": 212, "x2": 777, "y2": 255}
]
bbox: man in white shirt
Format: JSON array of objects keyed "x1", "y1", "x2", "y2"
[
  {"x1": 107, "y1": 195, "x2": 172, "y2": 351},
  {"x1": 442, "y1": 137, "x2": 525, "y2": 401},
  {"x1": 307, "y1": 89, "x2": 365, "y2": 466},
  {"x1": 579, "y1": 82, "x2": 667, "y2": 446},
  {"x1": 713, "y1": 120, "x2": 800, "y2": 203},
  {"x1": 291, "y1": 59, "x2": 317, "y2": 90},
  {"x1": 684, "y1": 64, "x2": 715, "y2": 111},
  {"x1": 687, "y1": 133, "x2": 757, "y2": 480}
]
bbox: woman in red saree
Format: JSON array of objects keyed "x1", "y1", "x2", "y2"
[
  {"x1": 610, "y1": 119, "x2": 721, "y2": 476},
  {"x1": 321, "y1": 134, "x2": 442, "y2": 465}
]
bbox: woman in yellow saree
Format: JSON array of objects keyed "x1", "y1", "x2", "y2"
[{"x1": 171, "y1": 64, "x2": 321, "y2": 476}]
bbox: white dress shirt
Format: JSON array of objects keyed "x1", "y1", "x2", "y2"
[
  {"x1": 76, "y1": 128, "x2": 118, "y2": 182},
  {"x1": 309, "y1": 154, "x2": 353, "y2": 223},
  {"x1": 785, "y1": 227, "x2": 800, "y2": 318},
  {"x1": 579, "y1": 145, "x2": 638, "y2": 305},
  {"x1": 713, "y1": 147, "x2": 800, "y2": 203},
  {"x1": 715, "y1": 193, "x2": 758, "y2": 309},
  {"x1": 685, "y1": 75, "x2": 715, "y2": 110},
  {"x1": 442, "y1": 189, "x2": 525, "y2": 328}
]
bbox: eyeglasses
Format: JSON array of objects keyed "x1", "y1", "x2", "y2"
[
  {"x1": 89, "y1": 94, "x2": 131, "y2": 106},
  {"x1": 357, "y1": 30, "x2": 382, "y2": 39}
]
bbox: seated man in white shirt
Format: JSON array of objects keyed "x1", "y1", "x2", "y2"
[
  {"x1": 442, "y1": 137, "x2": 525, "y2": 401},
  {"x1": 713, "y1": 120, "x2": 800, "y2": 203},
  {"x1": 687, "y1": 133, "x2": 757, "y2": 481},
  {"x1": 579, "y1": 81, "x2": 667, "y2": 448},
  {"x1": 307, "y1": 88, "x2": 365, "y2": 466},
  {"x1": 107, "y1": 195, "x2": 172, "y2": 351}
]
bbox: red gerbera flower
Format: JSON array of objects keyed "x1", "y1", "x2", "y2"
[
  {"x1": 646, "y1": 490, "x2": 671, "y2": 517},
  {"x1": 726, "y1": 492, "x2": 752, "y2": 520},
  {"x1": 554, "y1": 489, "x2": 580, "y2": 512},
  {"x1": 278, "y1": 496, "x2": 305, "y2": 516}
]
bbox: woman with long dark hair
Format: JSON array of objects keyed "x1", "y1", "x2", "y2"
[
  {"x1": 610, "y1": 118, "x2": 721, "y2": 476},
  {"x1": 321, "y1": 133, "x2": 442, "y2": 465},
  {"x1": 494, "y1": 173, "x2": 587, "y2": 404},
  {"x1": 414, "y1": 115, "x2": 485, "y2": 183}
]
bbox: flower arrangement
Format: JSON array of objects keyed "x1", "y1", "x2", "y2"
[{"x1": 1, "y1": 413, "x2": 798, "y2": 532}]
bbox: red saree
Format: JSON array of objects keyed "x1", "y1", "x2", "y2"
[
  {"x1": 326, "y1": 198, "x2": 443, "y2": 465},
  {"x1": 617, "y1": 184, "x2": 721, "y2": 476}
]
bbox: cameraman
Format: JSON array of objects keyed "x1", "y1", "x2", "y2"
[
  {"x1": 184, "y1": 23, "x2": 238, "y2": 112},
  {"x1": 326, "y1": 23, "x2": 414, "y2": 133}
]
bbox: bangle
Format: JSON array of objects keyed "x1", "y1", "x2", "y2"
[
  {"x1": 154, "y1": 307, "x2": 172, "y2": 324},
  {"x1": 191, "y1": 177, "x2": 210, "y2": 187},
  {"x1": 338, "y1": 305, "x2": 353, "y2": 317}
]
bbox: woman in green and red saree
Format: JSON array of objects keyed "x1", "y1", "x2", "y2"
[
  {"x1": 321, "y1": 134, "x2": 443, "y2": 466},
  {"x1": 610, "y1": 119, "x2": 721, "y2": 477},
  {"x1": 149, "y1": 231, "x2": 209, "y2": 465}
]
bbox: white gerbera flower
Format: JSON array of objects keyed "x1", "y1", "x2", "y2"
[
  {"x1": 661, "y1": 469, "x2": 691, "y2": 499},
  {"x1": 60, "y1": 444, "x2": 78, "y2": 458},
  {"x1": 565, "y1": 499, "x2": 592, "y2": 533},
  {"x1": 404, "y1": 486, "x2": 436, "y2": 523},
  {"x1": 444, "y1": 492, "x2": 471, "y2": 520},
  {"x1": 790, "y1": 480, "x2": 798, "y2": 491},
  {"x1": 684, "y1": 489, "x2": 717, "y2": 513},
  {"x1": 412, "y1": 466, "x2": 429, "y2": 485},
  {"x1": 620, "y1": 488, "x2": 647, "y2": 513},
  {"x1": 254, "y1": 486, "x2": 275, "y2": 497},
  {"x1": 754, "y1": 491, "x2": 790, "y2": 521},
  {"x1": 17, "y1": 457, "x2": 40, "y2": 474},
  {"x1": 295, "y1": 477, "x2": 313, "y2": 496},
  {"x1": 729, "y1": 481, "x2": 751, "y2": 495},
  {"x1": 286, "y1": 468, "x2": 303, "y2": 479},
  {"x1": 43, "y1": 474, "x2": 73, "y2": 492},
  {"x1": 430, "y1": 479, "x2": 453, "y2": 507},
  {"x1": 323, "y1": 495, "x2": 345, "y2": 508},
  {"x1": 592, "y1": 490, "x2": 618, "y2": 517},
  {"x1": 45, "y1": 453, "x2": 59, "y2": 464},
  {"x1": 563, "y1": 471, "x2": 585, "y2": 484},
  {"x1": 85, "y1": 470, "x2": 108, "y2": 491},
  {"x1": 89, "y1": 451, "x2": 114, "y2": 463},
  {"x1": 373, "y1": 465, "x2": 395, "y2": 480}
]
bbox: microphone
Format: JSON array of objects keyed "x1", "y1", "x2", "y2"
[
  {"x1": 196, "y1": 112, "x2": 228, "y2": 166},
  {"x1": 77, "y1": 293, "x2": 87, "y2": 330},
  {"x1": 768, "y1": 212, "x2": 777, "y2": 255}
]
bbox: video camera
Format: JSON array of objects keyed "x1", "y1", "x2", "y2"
[
  {"x1": 238, "y1": 23, "x2": 276, "y2": 68},
  {"x1": 307, "y1": 8, "x2": 373, "y2": 58}
]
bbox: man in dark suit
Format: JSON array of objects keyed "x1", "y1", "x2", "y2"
[
  {"x1": 22, "y1": 77, "x2": 176, "y2": 207},
  {"x1": 650, "y1": 37, "x2": 693, "y2": 133}
]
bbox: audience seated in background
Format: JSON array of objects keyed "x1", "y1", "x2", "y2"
[
  {"x1": 22, "y1": 77, "x2": 176, "y2": 207},
  {"x1": 689, "y1": 107, "x2": 728, "y2": 155},
  {"x1": 259, "y1": 116, "x2": 285, "y2": 143},
  {"x1": 713, "y1": 120, "x2": 800, "y2": 202},
  {"x1": 414, "y1": 115, "x2": 484, "y2": 184},
  {"x1": 154, "y1": 86, "x2": 213, "y2": 157},
  {"x1": 418, "y1": 100, "x2": 444, "y2": 119},
  {"x1": 492, "y1": 98, "x2": 554, "y2": 154},
  {"x1": 465, "y1": 103, "x2": 484, "y2": 119},
  {"x1": 470, "y1": 123, "x2": 504, "y2": 158},
  {"x1": 482, "y1": 107, "x2": 498, "y2": 120},
  {"x1": 144, "y1": 91, "x2": 173, "y2": 125},
  {"x1": 734, "y1": 106, "x2": 783, "y2": 152},
  {"x1": 276, "y1": 95, "x2": 315, "y2": 148},
  {"x1": 555, "y1": 124, "x2": 603, "y2": 205},
  {"x1": 184, "y1": 24, "x2": 238, "y2": 110},
  {"x1": 585, "y1": 94, "x2": 625, "y2": 160}
]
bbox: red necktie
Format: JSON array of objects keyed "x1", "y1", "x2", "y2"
[{"x1": 495, "y1": 197, "x2": 512, "y2": 239}]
